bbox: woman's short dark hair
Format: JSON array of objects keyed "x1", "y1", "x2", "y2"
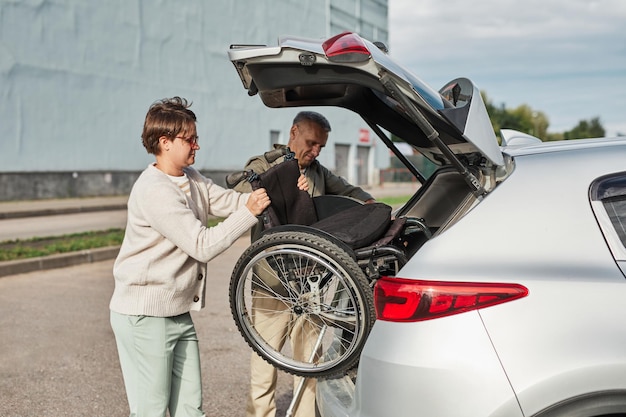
[{"x1": 141, "y1": 97, "x2": 197, "y2": 155}]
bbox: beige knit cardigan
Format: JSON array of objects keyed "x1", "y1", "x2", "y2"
[{"x1": 110, "y1": 164, "x2": 257, "y2": 317}]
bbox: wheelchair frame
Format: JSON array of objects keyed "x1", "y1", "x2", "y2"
[{"x1": 228, "y1": 191, "x2": 431, "y2": 379}]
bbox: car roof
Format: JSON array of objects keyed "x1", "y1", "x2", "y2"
[{"x1": 503, "y1": 136, "x2": 626, "y2": 158}]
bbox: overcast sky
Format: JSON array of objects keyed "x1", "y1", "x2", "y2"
[{"x1": 388, "y1": 0, "x2": 626, "y2": 136}]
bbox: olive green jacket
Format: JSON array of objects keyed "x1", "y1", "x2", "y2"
[{"x1": 233, "y1": 144, "x2": 373, "y2": 201}]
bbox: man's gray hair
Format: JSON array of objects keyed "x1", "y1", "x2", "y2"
[{"x1": 293, "y1": 111, "x2": 331, "y2": 132}]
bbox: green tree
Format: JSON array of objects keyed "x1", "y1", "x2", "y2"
[
  {"x1": 482, "y1": 91, "x2": 604, "y2": 142},
  {"x1": 563, "y1": 117, "x2": 605, "y2": 140},
  {"x1": 393, "y1": 92, "x2": 605, "y2": 145},
  {"x1": 510, "y1": 105, "x2": 549, "y2": 140},
  {"x1": 483, "y1": 93, "x2": 548, "y2": 141}
]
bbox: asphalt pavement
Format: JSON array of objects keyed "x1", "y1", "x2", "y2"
[
  {"x1": 0, "y1": 231, "x2": 291, "y2": 417},
  {"x1": 0, "y1": 196, "x2": 129, "y2": 220}
]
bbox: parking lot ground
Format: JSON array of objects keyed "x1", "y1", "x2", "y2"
[{"x1": 0, "y1": 236, "x2": 297, "y2": 417}]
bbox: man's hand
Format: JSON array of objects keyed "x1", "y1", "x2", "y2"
[
  {"x1": 246, "y1": 188, "x2": 271, "y2": 216},
  {"x1": 297, "y1": 174, "x2": 309, "y2": 192}
]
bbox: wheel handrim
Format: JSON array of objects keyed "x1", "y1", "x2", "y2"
[{"x1": 235, "y1": 245, "x2": 367, "y2": 374}]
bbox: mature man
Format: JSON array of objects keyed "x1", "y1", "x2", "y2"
[{"x1": 234, "y1": 111, "x2": 374, "y2": 417}]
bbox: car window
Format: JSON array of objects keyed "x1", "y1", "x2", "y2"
[{"x1": 590, "y1": 172, "x2": 626, "y2": 260}]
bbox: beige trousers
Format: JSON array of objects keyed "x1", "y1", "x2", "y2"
[{"x1": 246, "y1": 290, "x2": 318, "y2": 417}]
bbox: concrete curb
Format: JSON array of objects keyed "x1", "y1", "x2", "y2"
[{"x1": 0, "y1": 245, "x2": 120, "y2": 278}]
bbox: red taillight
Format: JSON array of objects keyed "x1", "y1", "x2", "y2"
[
  {"x1": 322, "y1": 32, "x2": 370, "y2": 63},
  {"x1": 374, "y1": 277, "x2": 528, "y2": 322}
]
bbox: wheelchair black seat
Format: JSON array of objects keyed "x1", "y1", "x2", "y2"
[{"x1": 310, "y1": 202, "x2": 391, "y2": 249}]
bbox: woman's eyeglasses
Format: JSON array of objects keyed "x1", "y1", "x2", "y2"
[{"x1": 175, "y1": 135, "x2": 199, "y2": 146}]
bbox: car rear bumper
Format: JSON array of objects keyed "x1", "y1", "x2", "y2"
[{"x1": 317, "y1": 314, "x2": 524, "y2": 417}]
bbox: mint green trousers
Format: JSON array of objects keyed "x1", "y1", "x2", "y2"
[{"x1": 110, "y1": 311, "x2": 206, "y2": 417}]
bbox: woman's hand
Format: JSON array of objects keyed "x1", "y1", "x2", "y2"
[
  {"x1": 297, "y1": 174, "x2": 309, "y2": 192},
  {"x1": 246, "y1": 188, "x2": 271, "y2": 216}
]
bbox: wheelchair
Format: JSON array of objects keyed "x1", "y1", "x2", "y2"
[{"x1": 227, "y1": 150, "x2": 431, "y2": 379}]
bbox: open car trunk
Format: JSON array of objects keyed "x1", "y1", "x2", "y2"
[
  {"x1": 229, "y1": 32, "x2": 510, "y2": 235},
  {"x1": 227, "y1": 31, "x2": 519, "y2": 270},
  {"x1": 226, "y1": 32, "x2": 516, "y2": 383}
]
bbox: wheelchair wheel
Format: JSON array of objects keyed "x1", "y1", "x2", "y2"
[{"x1": 229, "y1": 230, "x2": 375, "y2": 378}]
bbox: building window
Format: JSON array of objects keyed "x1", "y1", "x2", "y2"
[{"x1": 270, "y1": 130, "x2": 281, "y2": 147}]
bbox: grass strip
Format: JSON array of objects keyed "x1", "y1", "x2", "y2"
[
  {"x1": 0, "y1": 229, "x2": 126, "y2": 261},
  {"x1": 0, "y1": 218, "x2": 226, "y2": 262}
]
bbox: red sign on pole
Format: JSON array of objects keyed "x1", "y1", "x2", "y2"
[{"x1": 359, "y1": 128, "x2": 370, "y2": 143}]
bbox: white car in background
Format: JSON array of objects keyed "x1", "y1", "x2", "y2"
[{"x1": 228, "y1": 32, "x2": 626, "y2": 417}]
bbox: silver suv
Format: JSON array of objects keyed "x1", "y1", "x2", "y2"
[{"x1": 228, "y1": 32, "x2": 626, "y2": 417}]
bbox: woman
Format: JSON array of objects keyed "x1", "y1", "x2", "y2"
[{"x1": 109, "y1": 97, "x2": 270, "y2": 417}]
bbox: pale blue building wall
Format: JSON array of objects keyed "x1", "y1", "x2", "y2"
[{"x1": 0, "y1": 0, "x2": 389, "y2": 199}]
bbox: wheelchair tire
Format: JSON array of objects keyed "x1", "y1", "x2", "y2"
[{"x1": 229, "y1": 230, "x2": 375, "y2": 378}]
